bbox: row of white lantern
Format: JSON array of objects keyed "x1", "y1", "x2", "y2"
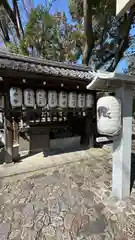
[{"x1": 10, "y1": 87, "x2": 94, "y2": 108}]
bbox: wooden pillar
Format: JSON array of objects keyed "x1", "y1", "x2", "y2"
[
  {"x1": 80, "y1": 92, "x2": 96, "y2": 148},
  {"x1": 12, "y1": 117, "x2": 20, "y2": 160},
  {"x1": 4, "y1": 84, "x2": 13, "y2": 163},
  {"x1": 80, "y1": 112, "x2": 93, "y2": 148},
  {"x1": 4, "y1": 116, "x2": 13, "y2": 163},
  {"x1": 13, "y1": 118, "x2": 19, "y2": 145}
]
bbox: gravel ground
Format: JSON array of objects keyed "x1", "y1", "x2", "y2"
[{"x1": 0, "y1": 150, "x2": 134, "y2": 240}]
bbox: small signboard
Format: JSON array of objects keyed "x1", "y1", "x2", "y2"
[{"x1": 96, "y1": 136, "x2": 113, "y2": 143}]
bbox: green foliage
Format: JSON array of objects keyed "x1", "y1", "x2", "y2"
[
  {"x1": 68, "y1": 0, "x2": 115, "y2": 22},
  {"x1": 22, "y1": 6, "x2": 84, "y2": 62},
  {"x1": 0, "y1": 1, "x2": 84, "y2": 63},
  {"x1": 68, "y1": 0, "x2": 83, "y2": 21}
]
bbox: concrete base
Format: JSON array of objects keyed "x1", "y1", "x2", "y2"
[
  {"x1": 13, "y1": 144, "x2": 20, "y2": 159},
  {"x1": 50, "y1": 137, "x2": 80, "y2": 152},
  {"x1": 28, "y1": 127, "x2": 50, "y2": 154}
]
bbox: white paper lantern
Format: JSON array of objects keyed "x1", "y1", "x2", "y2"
[
  {"x1": 97, "y1": 96, "x2": 121, "y2": 136},
  {"x1": 68, "y1": 92, "x2": 77, "y2": 108},
  {"x1": 24, "y1": 89, "x2": 35, "y2": 107},
  {"x1": 10, "y1": 87, "x2": 22, "y2": 107},
  {"x1": 59, "y1": 91, "x2": 67, "y2": 108},
  {"x1": 78, "y1": 93, "x2": 85, "y2": 108},
  {"x1": 48, "y1": 90, "x2": 57, "y2": 108},
  {"x1": 86, "y1": 94, "x2": 94, "y2": 108},
  {"x1": 36, "y1": 89, "x2": 47, "y2": 107}
]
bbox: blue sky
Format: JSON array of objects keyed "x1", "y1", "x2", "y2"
[{"x1": 34, "y1": 0, "x2": 72, "y2": 22}]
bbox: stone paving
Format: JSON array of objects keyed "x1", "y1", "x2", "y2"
[{"x1": 0, "y1": 149, "x2": 135, "y2": 240}]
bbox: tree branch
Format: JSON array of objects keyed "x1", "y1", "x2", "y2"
[
  {"x1": 12, "y1": 0, "x2": 24, "y2": 38},
  {"x1": 1, "y1": 0, "x2": 21, "y2": 39},
  {"x1": 108, "y1": 4, "x2": 135, "y2": 72}
]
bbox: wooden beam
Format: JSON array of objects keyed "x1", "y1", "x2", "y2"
[
  {"x1": 80, "y1": 93, "x2": 96, "y2": 148},
  {"x1": 80, "y1": 112, "x2": 94, "y2": 148},
  {"x1": 1, "y1": 70, "x2": 90, "y2": 88},
  {"x1": 4, "y1": 83, "x2": 13, "y2": 163},
  {"x1": 4, "y1": 116, "x2": 13, "y2": 163},
  {"x1": 13, "y1": 117, "x2": 19, "y2": 145}
]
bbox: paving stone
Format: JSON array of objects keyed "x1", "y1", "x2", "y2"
[
  {"x1": 12, "y1": 221, "x2": 20, "y2": 230},
  {"x1": 23, "y1": 203, "x2": 34, "y2": 217},
  {"x1": 110, "y1": 215, "x2": 118, "y2": 222},
  {"x1": 34, "y1": 211, "x2": 45, "y2": 231},
  {"x1": 38, "y1": 237, "x2": 47, "y2": 240},
  {"x1": 34, "y1": 211, "x2": 50, "y2": 231},
  {"x1": 71, "y1": 174, "x2": 84, "y2": 187},
  {"x1": 4, "y1": 208, "x2": 13, "y2": 221},
  {"x1": 82, "y1": 190, "x2": 94, "y2": 200},
  {"x1": 48, "y1": 199, "x2": 60, "y2": 215},
  {"x1": 9, "y1": 229, "x2": 21, "y2": 240},
  {"x1": 56, "y1": 229, "x2": 72, "y2": 240},
  {"x1": 20, "y1": 181, "x2": 35, "y2": 190},
  {"x1": 32, "y1": 200, "x2": 47, "y2": 213},
  {"x1": 19, "y1": 198, "x2": 26, "y2": 204},
  {"x1": 52, "y1": 186, "x2": 64, "y2": 198},
  {"x1": 64, "y1": 213, "x2": 75, "y2": 230},
  {"x1": 43, "y1": 213, "x2": 50, "y2": 226},
  {"x1": 59, "y1": 197, "x2": 70, "y2": 212},
  {"x1": 56, "y1": 229, "x2": 63, "y2": 240},
  {"x1": 42, "y1": 225, "x2": 56, "y2": 238},
  {"x1": 13, "y1": 209, "x2": 22, "y2": 225},
  {"x1": 29, "y1": 173, "x2": 46, "y2": 179},
  {"x1": 26, "y1": 190, "x2": 36, "y2": 203},
  {"x1": 79, "y1": 215, "x2": 107, "y2": 237},
  {"x1": 0, "y1": 213, "x2": 3, "y2": 224},
  {"x1": 21, "y1": 190, "x2": 31, "y2": 200},
  {"x1": 22, "y1": 203, "x2": 34, "y2": 227},
  {"x1": 51, "y1": 216, "x2": 63, "y2": 227},
  {"x1": 69, "y1": 188, "x2": 83, "y2": 206},
  {"x1": 21, "y1": 228, "x2": 37, "y2": 240},
  {"x1": 88, "y1": 215, "x2": 107, "y2": 234},
  {"x1": 94, "y1": 203, "x2": 105, "y2": 213},
  {"x1": 0, "y1": 150, "x2": 135, "y2": 239},
  {"x1": 0, "y1": 222, "x2": 11, "y2": 240},
  {"x1": 71, "y1": 213, "x2": 82, "y2": 236},
  {"x1": 81, "y1": 215, "x2": 89, "y2": 229},
  {"x1": 60, "y1": 211, "x2": 67, "y2": 219},
  {"x1": 43, "y1": 175, "x2": 61, "y2": 185}
]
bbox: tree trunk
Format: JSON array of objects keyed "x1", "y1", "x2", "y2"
[{"x1": 82, "y1": 0, "x2": 94, "y2": 65}]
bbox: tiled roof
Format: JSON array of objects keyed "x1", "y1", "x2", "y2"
[{"x1": 0, "y1": 51, "x2": 92, "y2": 81}]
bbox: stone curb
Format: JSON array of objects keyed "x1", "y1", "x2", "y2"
[{"x1": 0, "y1": 148, "x2": 109, "y2": 178}]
